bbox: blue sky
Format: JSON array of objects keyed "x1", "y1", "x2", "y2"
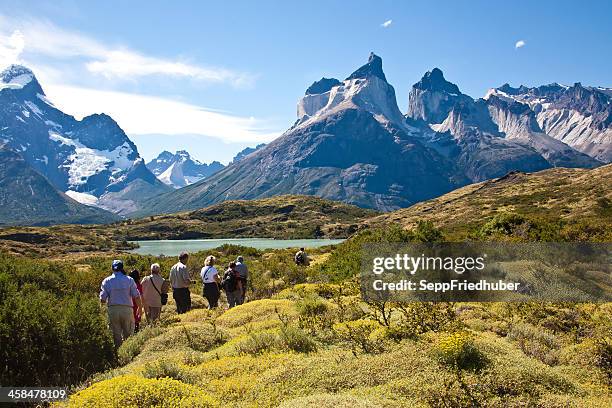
[{"x1": 1, "y1": 0, "x2": 610, "y2": 163}]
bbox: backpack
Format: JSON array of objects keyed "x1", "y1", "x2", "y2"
[
  {"x1": 221, "y1": 269, "x2": 238, "y2": 292},
  {"x1": 295, "y1": 251, "x2": 305, "y2": 266}
]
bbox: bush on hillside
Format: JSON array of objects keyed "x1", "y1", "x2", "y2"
[
  {"x1": 0, "y1": 263, "x2": 114, "y2": 386},
  {"x1": 312, "y1": 223, "x2": 442, "y2": 282},
  {"x1": 67, "y1": 375, "x2": 218, "y2": 407},
  {"x1": 433, "y1": 332, "x2": 487, "y2": 372},
  {"x1": 507, "y1": 322, "x2": 560, "y2": 366},
  {"x1": 332, "y1": 319, "x2": 385, "y2": 355}
]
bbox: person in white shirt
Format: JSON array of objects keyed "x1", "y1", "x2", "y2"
[
  {"x1": 141, "y1": 263, "x2": 167, "y2": 322},
  {"x1": 200, "y1": 255, "x2": 221, "y2": 309},
  {"x1": 169, "y1": 252, "x2": 192, "y2": 314}
]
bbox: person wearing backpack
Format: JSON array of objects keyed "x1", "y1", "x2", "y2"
[
  {"x1": 201, "y1": 255, "x2": 221, "y2": 309},
  {"x1": 294, "y1": 248, "x2": 309, "y2": 266},
  {"x1": 222, "y1": 262, "x2": 243, "y2": 308},
  {"x1": 234, "y1": 255, "x2": 249, "y2": 303},
  {"x1": 141, "y1": 263, "x2": 167, "y2": 322}
]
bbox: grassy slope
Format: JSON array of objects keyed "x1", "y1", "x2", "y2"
[
  {"x1": 365, "y1": 164, "x2": 612, "y2": 237},
  {"x1": 0, "y1": 195, "x2": 376, "y2": 257},
  {"x1": 6, "y1": 167, "x2": 610, "y2": 406},
  {"x1": 119, "y1": 195, "x2": 378, "y2": 240},
  {"x1": 60, "y1": 282, "x2": 612, "y2": 408}
]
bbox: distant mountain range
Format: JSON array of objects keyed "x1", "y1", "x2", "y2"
[
  {"x1": 146, "y1": 150, "x2": 224, "y2": 189},
  {"x1": 1, "y1": 57, "x2": 610, "y2": 224},
  {"x1": 0, "y1": 64, "x2": 169, "y2": 221},
  {"x1": 136, "y1": 53, "x2": 608, "y2": 215}
]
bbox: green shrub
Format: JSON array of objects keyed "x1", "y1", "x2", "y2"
[
  {"x1": 382, "y1": 302, "x2": 459, "y2": 341},
  {"x1": 507, "y1": 323, "x2": 559, "y2": 366},
  {"x1": 142, "y1": 360, "x2": 196, "y2": 384},
  {"x1": 0, "y1": 283, "x2": 114, "y2": 386},
  {"x1": 117, "y1": 326, "x2": 164, "y2": 365},
  {"x1": 433, "y1": 332, "x2": 487, "y2": 371},
  {"x1": 332, "y1": 319, "x2": 384, "y2": 354},
  {"x1": 296, "y1": 294, "x2": 329, "y2": 317},
  {"x1": 311, "y1": 223, "x2": 439, "y2": 282},
  {"x1": 235, "y1": 331, "x2": 279, "y2": 355},
  {"x1": 593, "y1": 337, "x2": 612, "y2": 385},
  {"x1": 279, "y1": 325, "x2": 318, "y2": 354}
]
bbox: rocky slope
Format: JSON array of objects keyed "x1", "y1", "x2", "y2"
[
  {"x1": 0, "y1": 149, "x2": 118, "y2": 226},
  {"x1": 137, "y1": 54, "x2": 607, "y2": 215},
  {"x1": 409, "y1": 69, "x2": 601, "y2": 177},
  {"x1": 0, "y1": 64, "x2": 169, "y2": 216},
  {"x1": 485, "y1": 83, "x2": 612, "y2": 162},
  {"x1": 136, "y1": 54, "x2": 467, "y2": 215},
  {"x1": 146, "y1": 150, "x2": 224, "y2": 188}
]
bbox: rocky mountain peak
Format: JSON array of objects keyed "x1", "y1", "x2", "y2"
[
  {"x1": 1, "y1": 64, "x2": 33, "y2": 83},
  {"x1": 346, "y1": 52, "x2": 387, "y2": 82},
  {"x1": 414, "y1": 68, "x2": 461, "y2": 95},
  {"x1": 407, "y1": 69, "x2": 471, "y2": 124},
  {"x1": 146, "y1": 150, "x2": 225, "y2": 189},
  {"x1": 0, "y1": 64, "x2": 43, "y2": 94},
  {"x1": 305, "y1": 78, "x2": 341, "y2": 95}
]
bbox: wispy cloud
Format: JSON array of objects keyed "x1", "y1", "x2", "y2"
[
  {"x1": 381, "y1": 19, "x2": 393, "y2": 28},
  {"x1": 0, "y1": 15, "x2": 255, "y2": 87},
  {"x1": 0, "y1": 30, "x2": 25, "y2": 68},
  {"x1": 44, "y1": 84, "x2": 280, "y2": 144},
  {"x1": 0, "y1": 14, "x2": 278, "y2": 144},
  {"x1": 515, "y1": 40, "x2": 526, "y2": 49}
]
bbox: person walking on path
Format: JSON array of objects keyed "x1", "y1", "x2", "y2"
[
  {"x1": 128, "y1": 269, "x2": 143, "y2": 332},
  {"x1": 234, "y1": 255, "x2": 249, "y2": 303},
  {"x1": 169, "y1": 252, "x2": 192, "y2": 314},
  {"x1": 99, "y1": 260, "x2": 143, "y2": 348},
  {"x1": 222, "y1": 262, "x2": 243, "y2": 309},
  {"x1": 141, "y1": 263, "x2": 167, "y2": 322},
  {"x1": 201, "y1": 255, "x2": 221, "y2": 309}
]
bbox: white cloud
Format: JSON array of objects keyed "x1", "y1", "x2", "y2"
[
  {"x1": 85, "y1": 50, "x2": 254, "y2": 87},
  {"x1": 0, "y1": 30, "x2": 25, "y2": 67},
  {"x1": 0, "y1": 15, "x2": 255, "y2": 87},
  {"x1": 0, "y1": 14, "x2": 277, "y2": 145},
  {"x1": 515, "y1": 40, "x2": 526, "y2": 49},
  {"x1": 381, "y1": 19, "x2": 393, "y2": 28},
  {"x1": 44, "y1": 84, "x2": 280, "y2": 144}
]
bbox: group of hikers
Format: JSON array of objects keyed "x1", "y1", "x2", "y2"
[{"x1": 99, "y1": 248, "x2": 309, "y2": 348}]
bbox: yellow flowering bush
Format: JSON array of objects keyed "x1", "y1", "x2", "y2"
[
  {"x1": 215, "y1": 299, "x2": 297, "y2": 329},
  {"x1": 67, "y1": 375, "x2": 219, "y2": 407},
  {"x1": 332, "y1": 319, "x2": 384, "y2": 354},
  {"x1": 433, "y1": 331, "x2": 487, "y2": 371}
]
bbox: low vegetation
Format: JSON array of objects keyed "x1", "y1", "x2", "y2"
[
  {"x1": 0, "y1": 166, "x2": 609, "y2": 406},
  {"x1": 0, "y1": 195, "x2": 375, "y2": 257}
]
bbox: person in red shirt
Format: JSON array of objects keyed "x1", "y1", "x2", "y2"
[{"x1": 129, "y1": 269, "x2": 143, "y2": 332}]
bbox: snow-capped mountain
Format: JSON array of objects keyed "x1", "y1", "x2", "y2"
[
  {"x1": 136, "y1": 53, "x2": 606, "y2": 215},
  {"x1": 408, "y1": 69, "x2": 601, "y2": 176},
  {"x1": 146, "y1": 150, "x2": 224, "y2": 188},
  {"x1": 0, "y1": 148, "x2": 118, "y2": 225},
  {"x1": 485, "y1": 83, "x2": 612, "y2": 162},
  {"x1": 0, "y1": 64, "x2": 169, "y2": 215}
]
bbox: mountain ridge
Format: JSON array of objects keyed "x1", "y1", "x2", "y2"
[
  {"x1": 135, "y1": 53, "x2": 608, "y2": 216},
  {"x1": 146, "y1": 150, "x2": 224, "y2": 188},
  {"x1": 0, "y1": 64, "x2": 170, "y2": 216}
]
